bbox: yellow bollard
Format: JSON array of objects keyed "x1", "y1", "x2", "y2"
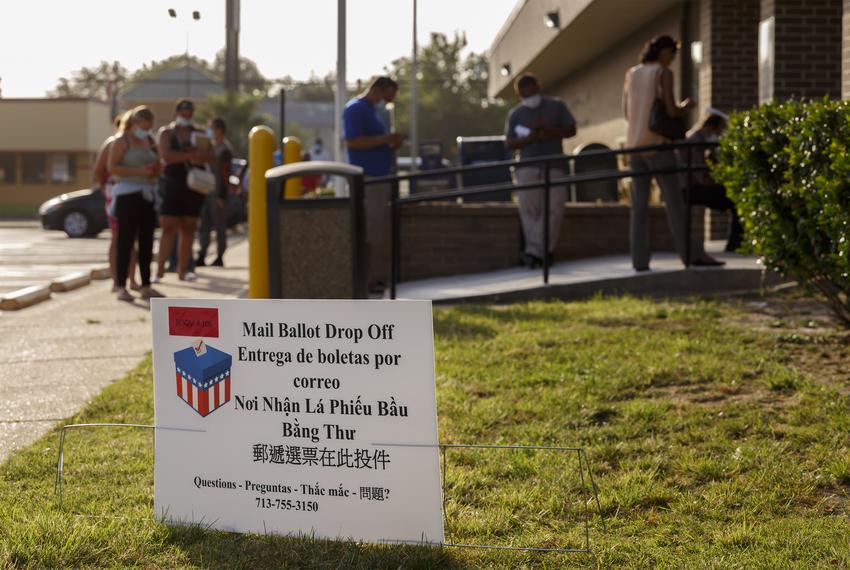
[
  {"x1": 248, "y1": 125, "x2": 274, "y2": 299},
  {"x1": 282, "y1": 136, "x2": 302, "y2": 198}
]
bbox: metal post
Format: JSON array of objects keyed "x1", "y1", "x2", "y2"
[
  {"x1": 390, "y1": 182, "x2": 400, "y2": 299},
  {"x1": 334, "y1": 0, "x2": 348, "y2": 197},
  {"x1": 410, "y1": 0, "x2": 419, "y2": 172},
  {"x1": 225, "y1": 0, "x2": 240, "y2": 92},
  {"x1": 685, "y1": 145, "x2": 693, "y2": 267},
  {"x1": 278, "y1": 87, "x2": 286, "y2": 145},
  {"x1": 543, "y1": 162, "x2": 551, "y2": 285}
]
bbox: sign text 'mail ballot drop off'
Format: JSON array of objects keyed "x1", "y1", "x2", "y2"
[{"x1": 151, "y1": 299, "x2": 444, "y2": 544}]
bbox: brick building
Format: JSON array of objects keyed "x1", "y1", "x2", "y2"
[{"x1": 489, "y1": 0, "x2": 849, "y2": 150}]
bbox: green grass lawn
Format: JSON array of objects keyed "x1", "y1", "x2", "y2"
[{"x1": 1, "y1": 294, "x2": 849, "y2": 568}]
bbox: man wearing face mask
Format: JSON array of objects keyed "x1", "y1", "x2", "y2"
[
  {"x1": 196, "y1": 117, "x2": 233, "y2": 267},
  {"x1": 344, "y1": 76, "x2": 406, "y2": 293},
  {"x1": 505, "y1": 73, "x2": 577, "y2": 269}
]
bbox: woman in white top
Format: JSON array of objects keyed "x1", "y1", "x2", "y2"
[{"x1": 623, "y1": 35, "x2": 721, "y2": 271}]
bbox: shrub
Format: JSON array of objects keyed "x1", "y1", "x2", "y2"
[{"x1": 712, "y1": 98, "x2": 850, "y2": 324}]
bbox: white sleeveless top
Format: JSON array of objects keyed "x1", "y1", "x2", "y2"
[{"x1": 625, "y1": 62, "x2": 666, "y2": 149}]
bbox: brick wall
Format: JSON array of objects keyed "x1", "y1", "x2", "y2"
[
  {"x1": 843, "y1": 0, "x2": 850, "y2": 98},
  {"x1": 761, "y1": 0, "x2": 843, "y2": 100},
  {"x1": 699, "y1": 0, "x2": 760, "y2": 113},
  {"x1": 399, "y1": 203, "x2": 705, "y2": 281}
]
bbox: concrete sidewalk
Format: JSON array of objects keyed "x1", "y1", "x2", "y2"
[{"x1": 0, "y1": 238, "x2": 248, "y2": 462}]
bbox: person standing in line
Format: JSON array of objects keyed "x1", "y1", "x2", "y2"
[
  {"x1": 154, "y1": 99, "x2": 213, "y2": 282},
  {"x1": 623, "y1": 34, "x2": 721, "y2": 271},
  {"x1": 504, "y1": 73, "x2": 577, "y2": 269},
  {"x1": 196, "y1": 117, "x2": 233, "y2": 268},
  {"x1": 343, "y1": 76, "x2": 406, "y2": 293},
  {"x1": 684, "y1": 108, "x2": 743, "y2": 252},
  {"x1": 94, "y1": 112, "x2": 140, "y2": 291},
  {"x1": 106, "y1": 106, "x2": 163, "y2": 301}
]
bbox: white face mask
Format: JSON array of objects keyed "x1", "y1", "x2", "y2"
[
  {"x1": 522, "y1": 94, "x2": 542, "y2": 109},
  {"x1": 176, "y1": 117, "x2": 192, "y2": 127}
]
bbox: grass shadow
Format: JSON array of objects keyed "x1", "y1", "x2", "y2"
[{"x1": 165, "y1": 524, "x2": 471, "y2": 569}]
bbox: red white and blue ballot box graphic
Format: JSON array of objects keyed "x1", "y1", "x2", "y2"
[
  {"x1": 173, "y1": 341, "x2": 232, "y2": 417},
  {"x1": 167, "y1": 306, "x2": 230, "y2": 417}
]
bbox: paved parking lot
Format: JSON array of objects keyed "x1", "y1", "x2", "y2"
[{"x1": 0, "y1": 221, "x2": 110, "y2": 295}]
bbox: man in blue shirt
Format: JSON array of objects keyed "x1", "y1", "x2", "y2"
[{"x1": 343, "y1": 76, "x2": 406, "y2": 293}]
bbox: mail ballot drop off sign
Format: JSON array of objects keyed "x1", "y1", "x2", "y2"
[{"x1": 151, "y1": 299, "x2": 443, "y2": 544}]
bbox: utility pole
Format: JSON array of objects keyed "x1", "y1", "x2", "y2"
[
  {"x1": 410, "y1": 0, "x2": 418, "y2": 171},
  {"x1": 334, "y1": 0, "x2": 348, "y2": 195},
  {"x1": 225, "y1": 0, "x2": 240, "y2": 92}
]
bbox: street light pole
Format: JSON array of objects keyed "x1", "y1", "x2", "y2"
[
  {"x1": 334, "y1": 0, "x2": 347, "y2": 196},
  {"x1": 168, "y1": 9, "x2": 201, "y2": 97},
  {"x1": 410, "y1": 0, "x2": 418, "y2": 172}
]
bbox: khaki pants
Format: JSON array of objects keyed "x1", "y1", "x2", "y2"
[
  {"x1": 513, "y1": 166, "x2": 567, "y2": 259},
  {"x1": 364, "y1": 182, "x2": 393, "y2": 287}
]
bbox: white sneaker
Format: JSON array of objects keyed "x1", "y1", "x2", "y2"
[
  {"x1": 151, "y1": 275, "x2": 162, "y2": 284},
  {"x1": 180, "y1": 272, "x2": 198, "y2": 282}
]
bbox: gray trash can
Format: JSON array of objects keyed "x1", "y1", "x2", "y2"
[{"x1": 265, "y1": 161, "x2": 367, "y2": 299}]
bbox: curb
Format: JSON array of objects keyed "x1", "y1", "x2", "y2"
[
  {"x1": 90, "y1": 265, "x2": 111, "y2": 280},
  {"x1": 0, "y1": 284, "x2": 51, "y2": 311},
  {"x1": 50, "y1": 271, "x2": 92, "y2": 293}
]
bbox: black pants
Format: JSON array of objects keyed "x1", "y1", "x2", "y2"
[
  {"x1": 114, "y1": 192, "x2": 156, "y2": 288},
  {"x1": 686, "y1": 183, "x2": 744, "y2": 249},
  {"x1": 197, "y1": 193, "x2": 227, "y2": 260}
]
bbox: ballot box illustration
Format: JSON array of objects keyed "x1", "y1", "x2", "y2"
[{"x1": 173, "y1": 341, "x2": 233, "y2": 417}]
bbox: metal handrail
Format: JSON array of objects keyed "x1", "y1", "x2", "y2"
[{"x1": 371, "y1": 140, "x2": 718, "y2": 299}]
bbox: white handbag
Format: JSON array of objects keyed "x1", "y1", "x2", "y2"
[{"x1": 187, "y1": 167, "x2": 216, "y2": 195}]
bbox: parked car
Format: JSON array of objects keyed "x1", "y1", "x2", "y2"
[{"x1": 39, "y1": 188, "x2": 108, "y2": 238}]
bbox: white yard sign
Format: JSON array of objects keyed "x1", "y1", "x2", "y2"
[{"x1": 151, "y1": 299, "x2": 444, "y2": 544}]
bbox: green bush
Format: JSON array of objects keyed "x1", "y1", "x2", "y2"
[{"x1": 712, "y1": 98, "x2": 850, "y2": 324}]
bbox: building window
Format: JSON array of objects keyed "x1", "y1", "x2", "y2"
[
  {"x1": 0, "y1": 154, "x2": 15, "y2": 184},
  {"x1": 49, "y1": 153, "x2": 77, "y2": 184},
  {"x1": 22, "y1": 154, "x2": 46, "y2": 184}
]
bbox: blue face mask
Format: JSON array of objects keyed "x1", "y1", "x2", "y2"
[
  {"x1": 206, "y1": 128, "x2": 215, "y2": 140},
  {"x1": 133, "y1": 127, "x2": 150, "y2": 140}
]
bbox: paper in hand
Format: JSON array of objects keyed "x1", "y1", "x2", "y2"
[{"x1": 514, "y1": 125, "x2": 532, "y2": 138}]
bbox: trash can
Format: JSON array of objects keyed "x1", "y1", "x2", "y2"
[
  {"x1": 456, "y1": 135, "x2": 512, "y2": 202},
  {"x1": 265, "y1": 161, "x2": 367, "y2": 299}
]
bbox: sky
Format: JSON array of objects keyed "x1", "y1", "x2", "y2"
[{"x1": 0, "y1": 0, "x2": 519, "y2": 97}]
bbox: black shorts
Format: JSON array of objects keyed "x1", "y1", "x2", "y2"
[{"x1": 160, "y1": 176, "x2": 205, "y2": 218}]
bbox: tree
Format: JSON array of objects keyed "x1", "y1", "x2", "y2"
[
  {"x1": 383, "y1": 32, "x2": 506, "y2": 157},
  {"x1": 212, "y1": 51, "x2": 269, "y2": 97},
  {"x1": 48, "y1": 61, "x2": 129, "y2": 100},
  {"x1": 194, "y1": 91, "x2": 273, "y2": 156}
]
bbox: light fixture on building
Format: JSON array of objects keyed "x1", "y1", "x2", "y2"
[
  {"x1": 192, "y1": 10, "x2": 201, "y2": 20},
  {"x1": 168, "y1": 8, "x2": 177, "y2": 17},
  {"x1": 691, "y1": 41, "x2": 703, "y2": 65},
  {"x1": 500, "y1": 63, "x2": 512, "y2": 77},
  {"x1": 545, "y1": 10, "x2": 560, "y2": 29}
]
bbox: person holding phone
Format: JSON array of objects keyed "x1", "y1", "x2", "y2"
[
  {"x1": 623, "y1": 35, "x2": 721, "y2": 270},
  {"x1": 107, "y1": 106, "x2": 163, "y2": 301},
  {"x1": 344, "y1": 76, "x2": 406, "y2": 293}
]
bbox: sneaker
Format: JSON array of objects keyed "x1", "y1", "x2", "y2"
[
  {"x1": 211, "y1": 257, "x2": 224, "y2": 267},
  {"x1": 180, "y1": 271, "x2": 198, "y2": 282},
  {"x1": 195, "y1": 256, "x2": 207, "y2": 267},
  {"x1": 116, "y1": 288, "x2": 134, "y2": 302},
  {"x1": 129, "y1": 281, "x2": 142, "y2": 291},
  {"x1": 151, "y1": 275, "x2": 162, "y2": 284},
  {"x1": 140, "y1": 286, "x2": 165, "y2": 299}
]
